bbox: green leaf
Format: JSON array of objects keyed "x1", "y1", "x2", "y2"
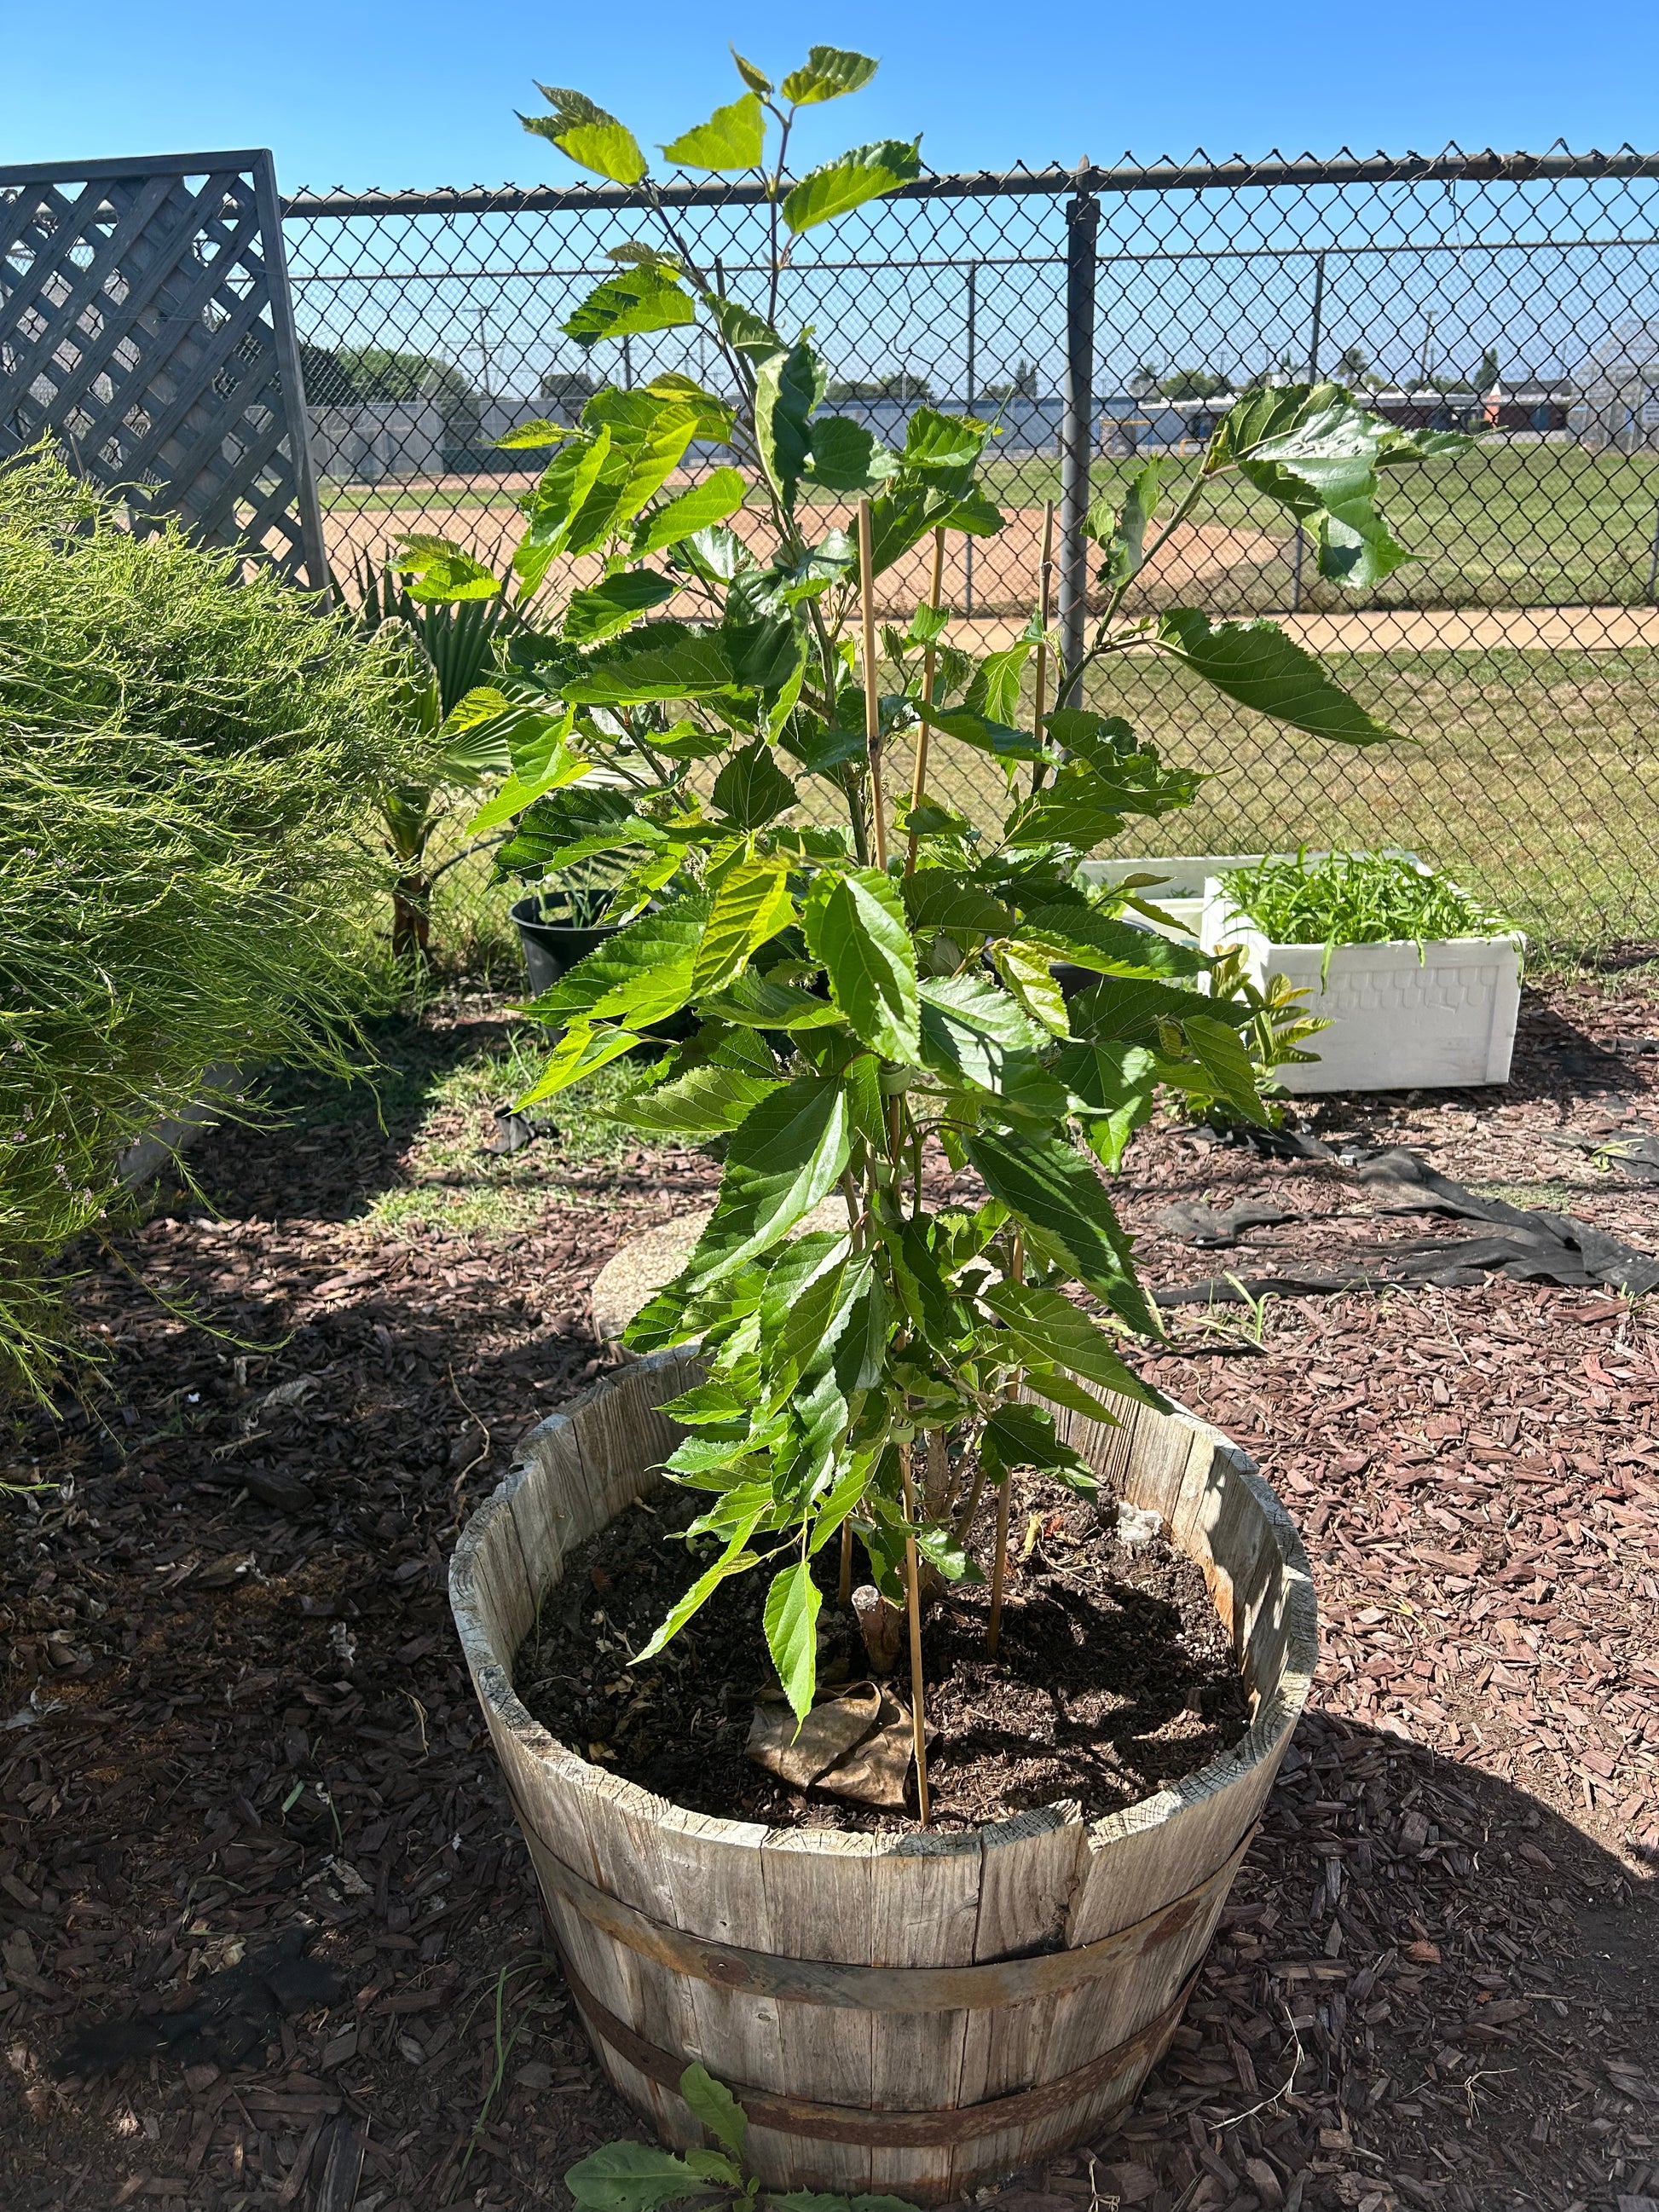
[
  {"x1": 680, "y1": 2151, "x2": 740, "y2": 2186},
  {"x1": 901, "y1": 872, "x2": 1016, "y2": 939},
  {"x1": 633, "y1": 469, "x2": 747, "y2": 555},
  {"x1": 389, "y1": 536, "x2": 500, "y2": 604},
  {"x1": 783, "y1": 141, "x2": 922, "y2": 234},
  {"x1": 711, "y1": 739, "x2": 798, "y2": 829},
  {"x1": 564, "y1": 265, "x2": 696, "y2": 349},
  {"x1": 731, "y1": 48, "x2": 772, "y2": 95},
  {"x1": 523, "y1": 87, "x2": 648, "y2": 185},
  {"x1": 1085, "y1": 458, "x2": 1163, "y2": 591},
  {"x1": 764, "y1": 1560, "x2": 822, "y2": 1724},
  {"x1": 517, "y1": 1023, "x2": 645, "y2": 1106},
  {"x1": 992, "y1": 942, "x2": 1069, "y2": 1037},
  {"x1": 965, "y1": 634, "x2": 1036, "y2": 725},
  {"x1": 980, "y1": 1401, "x2": 1097, "y2": 1492},
  {"x1": 494, "y1": 419, "x2": 577, "y2": 451},
  {"x1": 779, "y1": 719, "x2": 868, "y2": 777},
  {"x1": 564, "y1": 569, "x2": 678, "y2": 644},
  {"x1": 1066, "y1": 971, "x2": 1249, "y2": 1041},
  {"x1": 661, "y1": 93, "x2": 766, "y2": 170},
  {"x1": 754, "y1": 338, "x2": 825, "y2": 504},
  {"x1": 701, "y1": 971, "x2": 847, "y2": 1031},
  {"x1": 561, "y1": 623, "x2": 735, "y2": 703},
  {"x1": 494, "y1": 783, "x2": 663, "y2": 878},
  {"x1": 916, "y1": 973, "x2": 1048, "y2": 1094},
  {"x1": 965, "y1": 1129, "x2": 1159, "y2": 1337},
  {"x1": 1212, "y1": 384, "x2": 1419, "y2": 592},
  {"x1": 1156, "y1": 609, "x2": 1399, "y2": 745},
  {"x1": 1055, "y1": 1037, "x2": 1159, "y2": 1171},
  {"x1": 692, "y1": 857, "x2": 795, "y2": 992},
  {"x1": 915, "y1": 698, "x2": 1044, "y2": 764},
  {"x1": 525, "y1": 901, "x2": 710, "y2": 1025},
  {"x1": 979, "y1": 1279, "x2": 1163, "y2": 1408},
  {"x1": 685, "y1": 1074, "x2": 852, "y2": 1285},
  {"x1": 1002, "y1": 794, "x2": 1126, "y2": 852},
  {"x1": 780, "y1": 46, "x2": 879, "y2": 103},
  {"x1": 678, "y1": 2065, "x2": 746, "y2": 2160},
  {"x1": 612, "y1": 1065, "x2": 783, "y2": 1139},
  {"x1": 1019, "y1": 904, "x2": 1207, "y2": 979},
  {"x1": 514, "y1": 430, "x2": 615, "y2": 592},
  {"x1": 914, "y1": 1523, "x2": 982, "y2": 1583},
  {"x1": 805, "y1": 870, "x2": 921, "y2": 1060},
  {"x1": 902, "y1": 407, "x2": 990, "y2": 476},
  {"x1": 633, "y1": 1511, "x2": 765, "y2": 1664},
  {"x1": 564, "y1": 2140, "x2": 716, "y2": 2212},
  {"x1": 1182, "y1": 1012, "x2": 1269, "y2": 1125},
  {"x1": 805, "y1": 415, "x2": 893, "y2": 493},
  {"x1": 706, "y1": 294, "x2": 783, "y2": 360}
]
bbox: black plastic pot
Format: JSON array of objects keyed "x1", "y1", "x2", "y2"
[
  {"x1": 511, "y1": 892, "x2": 697, "y2": 1042},
  {"x1": 510, "y1": 891, "x2": 621, "y2": 999}
]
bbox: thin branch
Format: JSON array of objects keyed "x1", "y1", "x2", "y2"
[
  {"x1": 905, "y1": 528, "x2": 947, "y2": 874},
  {"x1": 857, "y1": 499, "x2": 888, "y2": 870}
]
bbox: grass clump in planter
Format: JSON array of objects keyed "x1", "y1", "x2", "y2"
[
  {"x1": 417, "y1": 42, "x2": 1463, "y2": 1817},
  {"x1": 0, "y1": 448, "x2": 425, "y2": 1397},
  {"x1": 1219, "y1": 848, "x2": 1514, "y2": 979}
]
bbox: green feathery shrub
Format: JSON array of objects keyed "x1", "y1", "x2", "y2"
[{"x1": 0, "y1": 448, "x2": 424, "y2": 1396}]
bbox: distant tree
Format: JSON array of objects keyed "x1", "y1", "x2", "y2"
[
  {"x1": 979, "y1": 358, "x2": 1042, "y2": 403},
  {"x1": 825, "y1": 369, "x2": 934, "y2": 402},
  {"x1": 335, "y1": 348, "x2": 476, "y2": 411},
  {"x1": 539, "y1": 365, "x2": 598, "y2": 419},
  {"x1": 299, "y1": 344, "x2": 358, "y2": 406},
  {"x1": 1159, "y1": 367, "x2": 1230, "y2": 401},
  {"x1": 1336, "y1": 344, "x2": 1371, "y2": 385},
  {"x1": 1477, "y1": 345, "x2": 1501, "y2": 391}
]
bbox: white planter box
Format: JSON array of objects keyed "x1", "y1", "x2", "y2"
[
  {"x1": 1079, "y1": 853, "x2": 1274, "y2": 944},
  {"x1": 1199, "y1": 875, "x2": 1523, "y2": 1094}
]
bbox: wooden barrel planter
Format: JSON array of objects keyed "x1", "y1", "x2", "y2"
[{"x1": 450, "y1": 1350, "x2": 1316, "y2": 2202}]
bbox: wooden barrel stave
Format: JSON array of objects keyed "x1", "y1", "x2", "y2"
[{"x1": 451, "y1": 1350, "x2": 1315, "y2": 2201}]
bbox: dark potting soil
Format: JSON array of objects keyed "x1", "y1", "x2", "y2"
[{"x1": 512, "y1": 1473, "x2": 1250, "y2": 1832}]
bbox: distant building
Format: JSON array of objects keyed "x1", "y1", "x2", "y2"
[
  {"x1": 307, "y1": 400, "x2": 444, "y2": 481},
  {"x1": 1569, "y1": 326, "x2": 1659, "y2": 451}
]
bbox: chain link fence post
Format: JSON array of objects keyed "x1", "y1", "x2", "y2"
[{"x1": 1058, "y1": 185, "x2": 1099, "y2": 698}]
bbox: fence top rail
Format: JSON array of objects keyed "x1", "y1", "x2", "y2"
[{"x1": 280, "y1": 145, "x2": 1659, "y2": 221}]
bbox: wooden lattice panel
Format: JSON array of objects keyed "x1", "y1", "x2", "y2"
[{"x1": 0, "y1": 150, "x2": 327, "y2": 587}]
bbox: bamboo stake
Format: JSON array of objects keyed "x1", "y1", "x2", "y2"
[
  {"x1": 1031, "y1": 500, "x2": 1057, "y2": 796},
  {"x1": 857, "y1": 499, "x2": 888, "y2": 871},
  {"x1": 987, "y1": 1229, "x2": 1025, "y2": 1657},
  {"x1": 905, "y1": 526, "x2": 947, "y2": 875},
  {"x1": 900, "y1": 1448, "x2": 930, "y2": 1826},
  {"x1": 839, "y1": 1520, "x2": 853, "y2": 1608}
]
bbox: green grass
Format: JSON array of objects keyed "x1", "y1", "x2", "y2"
[
  {"x1": 853, "y1": 642, "x2": 1659, "y2": 956},
  {"x1": 361, "y1": 1034, "x2": 642, "y2": 1242},
  {"x1": 974, "y1": 439, "x2": 1659, "y2": 612}
]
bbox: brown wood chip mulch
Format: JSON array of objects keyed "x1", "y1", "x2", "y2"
[{"x1": 1, "y1": 979, "x2": 1656, "y2": 2212}]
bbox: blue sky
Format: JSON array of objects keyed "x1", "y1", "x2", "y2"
[{"x1": 3, "y1": 3, "x2": 1657, "y2": 192}]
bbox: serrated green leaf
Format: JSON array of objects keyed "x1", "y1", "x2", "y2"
[
  {"x1": 903, "y1": 407, "x2": 990, "y2": 476},
  {"x1": 1019, "y1": 904, "x2": 1206, "y2": 979},
  {"x1": 684, "y1": 1074, "x2": 852, "y2": 1285},
  {"x1": 754, "y1": 338, "x2": 825, "y2": 504},
  {"x1": 692, "y1": 857, "x2": 795, "y2": 992},
  {"x1": 901, "y1": 871, "x2": 1017, "y2": 938},
  {"x1": 1085, "y1": 457, "x2": 1163, "y2": 592},
  {"x1": 513, "y1": 430, "x2": 614, "y2": 592},
  {"x1": 916, "y1": 973, "x2": 1048, "y2": 1095},
  {"x1": 523, "y1": 89, "x2": 648, "y2": 186},
  {"x1": 731, "y1": 48, "x2": 772, "y2": 95},
  {"x1": 992, "y1": 942, "x2": 1069, "y2": 1036},
  {"x1": 805, "y1": 869, "x2": 921, "y2": 1060},
  {"x1": 706, "y1": 293, "x2": 783, "y2": 359},
  {"x1": 1065, "y1": 972, "x2": 1250, "y2": 1042},
  {"x1": 389, "y1": 536, "x2": 500, "y2": 604},
  {"x1": 701, "y1": 971, "x2": 847, "y2": 1031},
  {"x1": 805, "y1": 415, "x2": 895, "y2": 493},
  {"x1": 679, "y1": 2064, "x2": 747, "y2": 2157},
  {"x1": 1156, "y1": 610, "x2": 1399, "y2": 746},
  {"x1": 965, "y1": 1129, "x2": 1158, "y2": 1337},
  {"x1": 980, "y1": 1401, "x2": 1097, "y2": 1491},
  {"x1": 711, "y1": 738, "x2": 798, "y2": 829},
  {"x1": 494, "y1": 419, "x2": 577, "y2": 451},
  {"x1": 783, "y1": 141, "x2": 922, "y2": 234},
  {"x1": 915, "y1": 698, "x2": 1045, "y2": 763},
  {"x1": 632, "y1": 469, "x2": 747, "y2": 555},
  {"x1": 633, "y1": 1510, "x2": 766, "y2": 1664},
  {"x1": 560, "y1": 623, "x2": 735, "y2": 703},
  {"x1": 1182, "y1": 1011, "x2": 1269, "y2": 1125},
  {"x1": 564, "y1": 2140, "x2": 717, "y2": 2212},
  {"x1": 524, "y1": 900, "x2": 709, "y2": 1025},
  {"x1": 980, "y1": 1278, "x2": 1163, "y2": 1407},
  {"x1": 563, "y1": 569, "x2": 678, "y2": 644},
  {"x1": 611, "y1": 1065, "x2": 783, "y2": 1139},
  {"x1": 662, "y1": 93, "x2": 766, "y2": 170},
  {"x1": 780, "y1": 45, "x2": 879, "y2": 103},
  {"x1": 494, "y1": 783, "x2": 662, "y2": 878},
  {"x1": 764, "y1": 1559, "x2": 822, "y2": 1724},
  {"x1": 517, "y1": 1023, "x2": 645, "y2": 1106},
  {"x1": 564, "y1": 265, "x2": 695, "y2": 349}
]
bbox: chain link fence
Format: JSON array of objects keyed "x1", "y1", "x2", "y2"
[{"x1": 283, "y1": 150, "x2": 1659, "y2": 956}]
